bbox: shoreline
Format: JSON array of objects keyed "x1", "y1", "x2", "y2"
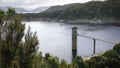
[{"x1": 22, "y1": 19, "x2": 120, "y2": 26}]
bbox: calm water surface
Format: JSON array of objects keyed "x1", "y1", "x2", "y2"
[{"x1": 24, "y1": 21, "x2": 120, "y2": 63}]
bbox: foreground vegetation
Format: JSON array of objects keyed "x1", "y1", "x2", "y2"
[{"x1": 0, "y1": 8, "x2": 120, "y2": 68}]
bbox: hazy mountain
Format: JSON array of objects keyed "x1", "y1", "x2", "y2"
[
  {"x1": 15, "y1": 8, "x2": 26, "y2": 13},
  {"x1": 0, "y1": 7, "x2": 26, "y2": 13},
  {"x1": 32, "y1": 7, "x2": 49, "y2": 13},
  {"x1": 0, "y1": 7, "x2": 49, "y2": 13}
]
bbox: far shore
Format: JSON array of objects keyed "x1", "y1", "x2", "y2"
[{"x1": 22, "y1": 18, "x2": 120, "y2": 26}]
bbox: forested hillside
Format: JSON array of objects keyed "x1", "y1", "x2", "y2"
[
  {"x1": 44, "y1": 3, "x2": 80, "y2": 12},
  {"x1": 22, "y1": 0, "x2": 120, "y2": 20}
]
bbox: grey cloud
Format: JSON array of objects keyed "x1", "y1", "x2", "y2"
[{"x1": 0, "y1": 0, "x2": 93, "y2": 9}]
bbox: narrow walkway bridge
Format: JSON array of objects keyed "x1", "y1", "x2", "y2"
[{"x1": 72, "y1": 26, "x2": 118, "y2": 61}]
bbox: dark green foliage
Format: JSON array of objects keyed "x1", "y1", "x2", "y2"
[
  {"x1": 0, "y1": 10, "x2": 4, "y2": 24},
  {"x1": 113, "y1": 43, "x2": 120, "y2": 54},
  {"x1": 0, "y1": 8, "x2": 38, "y2": 68},
  {"x1": 60, "y1": 59, "x2": 68, "y2": 68},
  {"x1": 45, "y1": 52, "x2": 50, "y2": 60},
  {"x1": 86, "y1": 56, "x2": 106, "y2": 68},
  {"x1": 102, "y1": 50, "x2": 119, "y2": 59},
  {"x1": 47, "y1": 56, "x2": 59, "y2": 68},
  {"x1": 32, "y1": 52, "x2": 47, "y2": 68},
  {"x1": 39, "y1": 10, "x2": 61, "y2": 18},
  {"x1": 58, "y1": 1, "x2": 103, "y2": 19},
  {"x1": 102, "y1": 50, "x2": 120, "y2": 68},
  {"x1": 19, "y1": 27, "x2": 38, "y2": 68},
  {"x1": 100, "y1": 0, "x2": 120, "y2": 18},
  {"x1": 6, "y1": 8, "x2": 16, "y2": 20},
  {"x1": 1, "y1": 8, "x2": 25, "y2": 68},
  {"x1": 73, "y1": 56, "x2": 85, "y2": 68}
]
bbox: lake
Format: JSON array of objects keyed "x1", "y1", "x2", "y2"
[{"x1": 24, "y1": 21, "x2": 120, "y2": 63}]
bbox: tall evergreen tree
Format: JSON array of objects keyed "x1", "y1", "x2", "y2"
[{"x1": 0, "y1": 8, "x2": 38, "y2": 68}]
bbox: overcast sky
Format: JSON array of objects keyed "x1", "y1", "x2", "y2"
[{"x1": 0, "y1": 0, "x2": 104, "y2": 10}]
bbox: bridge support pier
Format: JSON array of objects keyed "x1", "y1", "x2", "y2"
[{"x1": 93, "y1": 39, "x2": 96, "y2": 54}]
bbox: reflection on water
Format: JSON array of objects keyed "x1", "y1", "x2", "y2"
[{"x1": 24, "y1": 21, "x2": 120, "y2": 63}]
